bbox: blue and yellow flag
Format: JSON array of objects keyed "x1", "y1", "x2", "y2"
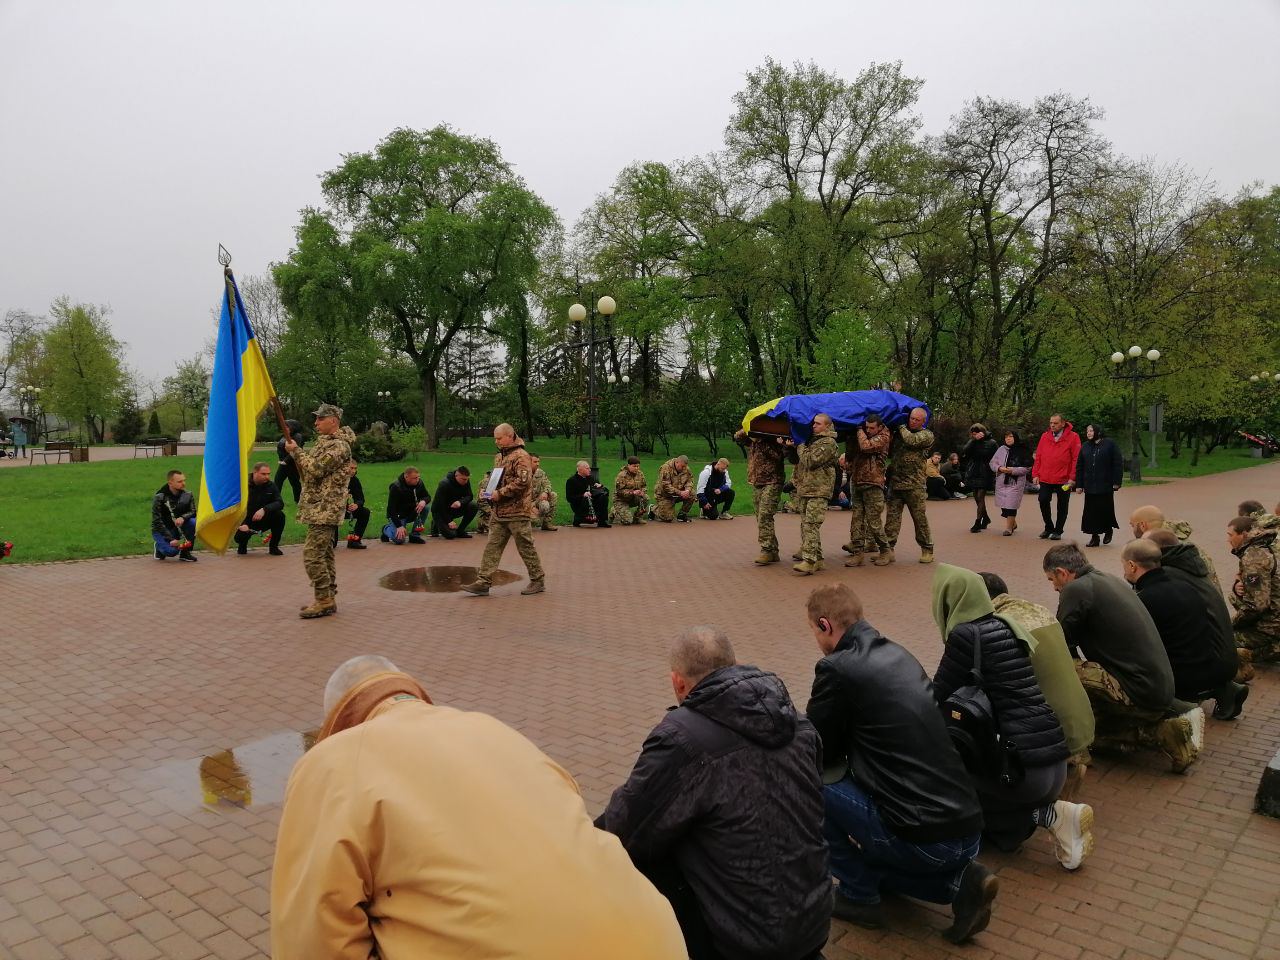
[{"x1": 195, "y1": 270, "x2": 277, "y2": 554}]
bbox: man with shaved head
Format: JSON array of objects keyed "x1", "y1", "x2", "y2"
[
  {"x1": 883, "y1": 407, "x2": 936, "y2": 564},
  {"x1": 598, "y1": 627, "x2": 830, "y2": 959},
  {"x1": 463, "y1": 424, "x2": 545, "y2": 596},
  {"x1": 1130, "y1": 504, "x2": 1221, "y2": 589},
  {"x1": 272, "y1": 655, "x2": 687, "y2": 959}
]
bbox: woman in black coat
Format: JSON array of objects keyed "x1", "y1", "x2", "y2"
[
  {"x1": 961, "y1": 423, "x2": 999, "y2": 533},
  {"x1": 1074, "y1": 424, "x2": 1123, "y2": 547}
]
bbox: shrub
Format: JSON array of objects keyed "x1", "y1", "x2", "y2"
[
  {"x1": 391, "y1": 425, "x2": 426, "y2": 451},
  {"x1": 353, "y1": 430, "x2": 406, "y2": 463},
  {"x1": 146, "y1": 410, "x2": 162, "y2": 435}
]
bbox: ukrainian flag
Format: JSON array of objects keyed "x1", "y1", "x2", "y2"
[{"x1": 195, "y1": 270, "x2": 278, "y2": 554}]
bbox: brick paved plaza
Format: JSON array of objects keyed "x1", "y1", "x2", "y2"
[{"x1": 3, "y1": 463, "x2": 1279, "y2": 960}]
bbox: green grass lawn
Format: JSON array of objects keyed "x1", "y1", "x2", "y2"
[{"x1": 0, "y1": 435, "x2": 1272, "y2": 564}]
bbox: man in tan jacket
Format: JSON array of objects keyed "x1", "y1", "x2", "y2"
[
  {"x1": 271, "y1": 655, "x2": 687, "y2": 960},
  {"x1": 463, "y1": 423, "x2": 545, "y2": 596}
]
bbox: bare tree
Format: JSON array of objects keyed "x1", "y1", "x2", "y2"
[{"x1": 1, "y1": 308, "x2": 43, "y2": 400}]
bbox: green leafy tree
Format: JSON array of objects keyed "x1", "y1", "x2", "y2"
[
  {"x1": 147, "y1": 409, "x2": 162, "y2": 435},
  {"x1": 113, "y1": 391, "x2": 145, "y2": 443},
  {"x1": 41, "y1": 298, "x2": 126, "y2": 442},
  {"x1": 275, "y1": 126, "x2": 559, "y2": 448},
  {"x1": 162, "y1": 357, "x2": 210, "y2": 431}
]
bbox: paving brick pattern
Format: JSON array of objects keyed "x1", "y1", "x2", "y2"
[{"x1": 3, "y1": 463, "x2": 1279, "y2": 959}]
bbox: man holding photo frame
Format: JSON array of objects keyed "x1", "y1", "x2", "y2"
[{"x1": 463, "y1": 424, "x2": 546, "y2": 596}]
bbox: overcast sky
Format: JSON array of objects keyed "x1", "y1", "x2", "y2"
[{"x1": 2, "y1": 0, "x2": 1277, "y2": 385}]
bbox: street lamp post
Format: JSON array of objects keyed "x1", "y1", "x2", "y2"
[
  {"x1": 568, "y1": 296, "x2": 617, "y2": 483},
  {"x1": 18, "y1": 386, "x2": 43, "y2": 444},
  {"x1": 606, "y1": 372, "x2": 632, "y2": 460},
  {"x1": 1109, "y1": 346, "x2": 1162, "y2": 483}
]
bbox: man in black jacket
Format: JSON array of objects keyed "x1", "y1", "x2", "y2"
[
  {"x1": 234, "y1": 462, "x2": 286, "y2": 556},
  {"x1": 1045, "y1": 542, "x2": 1202, "y2": 772},
  {"x1": 383, "y1": 467, "x2": 429, "y2": 544},
  {"x1": 430, "y1": 466, "x2": 477, "y2": 539},
  {"x1": 151, "y1": 469, "x2": 197, "y2": 562},
  {"x1": 275, "y1": 420, "x2": 303, "y2": 503},
  {"x1": 1126, "y1": 536, "x2": 1245, "y2": 720},
  {"x1": 803, "y1": 583, "x2": 997, "y2": 943},
  {"x1": 597, "y1": 626, "x2": 830, "y2": 960},
  {"x1": 340, "y1": 460, "x2": 370, "y2": 549},
  {"x1": 566, "y1": 461, "x2": 611, "y2": 527}
]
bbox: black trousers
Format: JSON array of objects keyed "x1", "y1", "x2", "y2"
[
  {"x1": 432, "y1": 501, "x2": 477, "y2": 537},
  {"x1": 571, "y1": 490, "x2": 609, "y2": 524},
  {"x1": 699, "y1": 488, "x2": 736, "y2": 519},
  {"x1": 233, "y1": 511, "x2": 286, "y2": 548},
  {"x1": 348, "y1": 506, "x2": 370, "y2": 538},
  {"x1": 1038, "y1": 485, "x2": 1071, "y2": 534},
  {"x1": 275, "y1": 465, "x2": 301, "y2": 503},
  {"x1": 926, "y1": 477, "x2": 950, "y2": 500}
]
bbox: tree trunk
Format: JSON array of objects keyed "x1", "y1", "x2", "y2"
[
  {"x1": 422, "y1": 366, "x2": 439, "y2": 450},
  {"x1": 517, "y1": 325, "x2": 533, "y2": 440},
  {"x1": 1191, "y1": 422, "x2": 1202, "y2": 467}
]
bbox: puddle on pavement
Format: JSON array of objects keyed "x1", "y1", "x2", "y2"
[
  {"x1": 143, "y1": 728, "x2": 321, "y2": 810},
  {"x1": 379, "y1": 565, "x2": 520, "y2": 592}
]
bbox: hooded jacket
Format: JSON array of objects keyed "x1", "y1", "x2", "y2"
[
  {"x1": 931, "y1": 565, "x2": 1069, "y2": 769},
  {"x1": 151, "y1": 483, "x2": 195, "y2": 537},
  {"x1": 598, "y1": 665, "x2": 830, "y2": 960},
  {"x1": 271, "y1": 676, "x2": 686, "y2": 960},
  {"x1": 293, "y1": 426, "x2": 356, "y2": 525},
  {"x1": 1033, "y1": 422, "x2": 1081, "y2": 485},
  {"x1": 806, "y1": 620, "x2": 984, "y2": 843},
  {"x1": 1161, "y1": 545, "x2": 1236, "y2": 669},
  {"x1": 1132, "y1": 566, "x2": 1237, "y2": 699},
  {"x1": 432, "y1": 470, "x2": 474, "y2": 512},
  {"x1": 386, "y1": 472, "x2": 430, "y2": 522}
]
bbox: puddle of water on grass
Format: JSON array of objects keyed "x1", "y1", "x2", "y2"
[{"x1": 379, "y1": 565, "x2": 520, "y2": 592}]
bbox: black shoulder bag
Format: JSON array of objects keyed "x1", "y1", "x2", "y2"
[{"x1": 943, "y1": 630, "x2": 1024, "y2": 786}]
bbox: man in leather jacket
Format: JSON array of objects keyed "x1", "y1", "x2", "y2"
[{"x1": 803, "y1": 583, "x2": 997, "y2": 943}]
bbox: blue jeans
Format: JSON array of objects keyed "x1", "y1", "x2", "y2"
[
  {"x1": 153, "y1": 518, "x2": 196, "y2": 556},
  {"x1": 823, "y1": 776, "x2": 979, "y2": 905}
]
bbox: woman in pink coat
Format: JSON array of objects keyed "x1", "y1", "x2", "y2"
[{"x1": 989, "y1": 430, "x2": 1033, "y2": 536}]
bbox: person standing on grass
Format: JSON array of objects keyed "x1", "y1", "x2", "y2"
[
  {"x1": 285, "y1": 404, "x2": 355, "y2": 619},
  {"x1": 1032, "y1": 414, "x2": 1081, "y2": 541}
]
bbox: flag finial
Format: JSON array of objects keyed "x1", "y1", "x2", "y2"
[{"x1": 217, "y1": 244, "x2": 232, "y2": 268}]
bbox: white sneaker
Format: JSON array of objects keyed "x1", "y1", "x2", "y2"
[
  {"x1": 1183, "y1": 707, "x2": 1205, "y2": 752},
  {"x1": 1046, "y1": 800, "x2": 1095, "y2": 870}
]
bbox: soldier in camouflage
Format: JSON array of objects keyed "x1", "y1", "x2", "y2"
[
  {"x1": 286, "y1": 404, "x2": 356, "y2": 619},
  {"x1": 610, "y1": 457, "x2": 649, "y2": 525},
  {"x1": 790, "y1": 414, "x2": 838, "y2": 575},
  {"x1": 883, "y1": 408, "x2": 935, "y2": 564},
  {"x1": 844, "y1": 416, "x2": 892, "y2": 568},
  {"x1": 531, "y1": 456, "x2": 558, "y2": 531},
  {"x1": 462, "y1": 424, "x2": 545, "y2": 597},
  {"x1": 1227, "y1": 515, "x2": 1280, "y2": 679},
  {"x1": 653, "y1": 455, "x2": 696, "y2": 522},
  {"x1": 734, "y1": 429, "x2": 788, "y2": 564}
]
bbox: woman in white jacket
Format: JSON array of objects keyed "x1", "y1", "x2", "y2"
[{"x1": 697, "y1": 458, "x2": 735, "y2": 519}]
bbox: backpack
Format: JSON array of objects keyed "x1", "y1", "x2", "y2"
[{"x1": 942, "y1": 629, "x2": 1024, "y2": 786}]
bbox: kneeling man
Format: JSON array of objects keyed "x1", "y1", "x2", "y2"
[
  {"x1": 234, "y1": 462, "x2": 286, "y2": 556},
  {"x1": 598, "y1": 626, "x2": 830, "y2": 960},
  {"x1": 152, "y1": 469, "x2": 197, "y2": 562},
  {"x1": 566, "y1": 461, "x2": 611, "y2": 527}
]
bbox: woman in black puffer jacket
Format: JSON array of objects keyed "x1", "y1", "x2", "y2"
[
  {"x1": 961, "y1": 424, "x2": 999, "y2": 533},
  {"x1": 931, "y1": 565, "x2": 1093, "y2": 869}
]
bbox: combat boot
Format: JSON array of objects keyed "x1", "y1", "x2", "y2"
[
  {"x1": 520, "y1": 581, "x2": 546, "y2": 596},
  {"x1": 299, "y1": 597, "x2": 336, "y2": 619},
  {"x1": 461, "y1": 581, "x2": 490, "y2": 596},
  {"x1": 755, "y1": 551, "x2": 780, "y2": 565},
  {"x1": 814, "y1": 558, "x2": 825, "y2": 571},
  {"x1": 919, "y1": 547, "x2": 934, "y2": 564},
  {"x1": 1154, "y1": 711, "x2": 1200, "y2": 773},
  {"x1": 874, "y1": 548, "x2": 894, "y2": 566},
  {"x1": 299, "y1": 598, "x2": 339, "y2": 613},
  {"x1": 844, "y1": 552, "x2": 864, "y2": 568},
  {"x1": 792, "y1": 560, "x2": 817, "y2": 575}
]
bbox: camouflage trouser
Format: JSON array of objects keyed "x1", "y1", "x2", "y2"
[
  {"x1": 885, "y1": 486, "x2": 932, "y2": 549},
  {"x1": 477, "y1": 519, "x2": 544, "y2": 586},
  {"x1": 610, "y1": 493, "x2": 649, "y2": 525},
  {"x1": 537, "y1": 492, "x2": 559, "y2": 529},
  {"x1": 798, "y1": 496, "x2": 827, "y2": 563},
  {"x1": 850, "y1": 484, "x2": 886, "y2": 553},
  {"x1": 476, "y1": 499, "x2": 492, "y2": 535},
  {"x1": 1075, "y1": 660, "x2": 1165, "y2": 744},
  {"x1": 753, "y1": 483, "x2": 781, "y2": 554},
  {"x1": 303, "y1": 525, "x2": 338, "y2": 600},
  {"x1": 1235, "y1": 625, "x2": 1280, "y2": 665},
  {"x1": 654, "y1": 493, "x2": 693, "y2": 522}
]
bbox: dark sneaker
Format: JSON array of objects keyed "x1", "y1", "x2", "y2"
[
  {"x1": 178, "y1": 551, "x2": 198, "y2": 563},
  {"x1": 236, "y1": 544, "x2": 248, "y2": 556},
  {"x1": 408, "y1": 535, "x2": 426, "y2": 544},
  {"x1": 945, "y1": 861, "x2": 998, "y2": 944},
  {"x1": 676, "y1": 516, "x2": 692, "y2": 523},
  {"x1": 1038, "y1": 530, "x2": 1052, "y2": 539},
  {"x1": 269, "y1": 546, "x2": 285, "y2": 556},
  {"x1": 345, "y1": 541, "x2": 365, "y2": 550},
  {"x1": 1212, "y1": 682, "x2": 1249, "y2": 721},
  {"x1": 831, "y1": 895, "x2": 885, "y2": 929},
  {"x1": 1049, "y1": 532, "x2": 1063, "y2": 541},
  {"x1": 154, "y1": 546, "x2": 165, "y2": 560}
]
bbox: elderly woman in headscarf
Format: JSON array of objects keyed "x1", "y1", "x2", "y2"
[
  {"x1": 1074, "y1": 423, "x2": 1123, "y2": 547},
  {"x1": 930, "y1": 564, "x2": 1094, "y2": 870}
]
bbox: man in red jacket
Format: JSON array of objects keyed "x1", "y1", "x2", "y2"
[{"x1": 1032, "y1": 414, "x2": 1081, "y2": 541}]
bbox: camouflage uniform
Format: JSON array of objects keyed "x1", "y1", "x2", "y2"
[
  {"x1": 653, "y1": 458, "x2": 695, "y2": 522},
  {"x1": 476, "y1": 441, "x2": 544, "y2": 588},
  {"x1": 476, "y1": 471, "x2": 492, "y2": 534},
  {"x1": 532, "y1": 468, "x2": 559, "y2": 530},
  {"x1": 737, "y1": 431, "x2": 787, "y2": 558},
  {"x1": 793, "y1": 426, "x2": 838, "y2": 567},
  {"x1": 610, "y1": 467, "x2": 649, "y2": 525},
  {"x1": 846, "y1": 426, "x2": 891, "y2": 560},
  {"x1": 884, "y1": 424, "x2": 935, "y2": 557},
  {"x1": 1073, "y1": 660, "x2": 1197, "y2": 773},
  {"x1": 1231, "y1": 528, "x2": 1280, "y2": 668},
  {"x1": 293, "y1": 425, "x2": 356, "y2": 603}
]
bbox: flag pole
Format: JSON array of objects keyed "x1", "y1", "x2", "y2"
[{"x1": 219, "y1": 244, "x2": 291, "y2": 443}]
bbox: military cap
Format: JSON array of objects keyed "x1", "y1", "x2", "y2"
[{"x1": 312, "y1": 403, "x2": 344, "y2": 420}]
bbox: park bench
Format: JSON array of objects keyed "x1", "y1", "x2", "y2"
[
  {"x1": 134, "y1": 437, "x2": 171, "y2": 458},
  {"x1": 34, "y1": 440, "x2": 73, "y2": 464}
]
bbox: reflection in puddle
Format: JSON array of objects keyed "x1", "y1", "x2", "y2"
[
  {"x1": 379, "y1": 565, "x2": 520, "y2": 592},
  {"x1": 141, "y1": 729, "x2": 322, "y2": 810}
]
